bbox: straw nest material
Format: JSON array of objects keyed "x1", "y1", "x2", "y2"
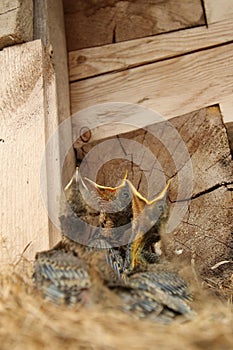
[{"x1": 0, "y1": 260, "x2": 232, "y2": 350}]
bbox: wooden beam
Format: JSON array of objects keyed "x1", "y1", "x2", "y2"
[
  {"x1": 0, "y1": 0, "x2": 33, "y2": 49},
  {"x1": 68, "y1": 19, "x2": 233, "y2": 81},
  {"x1": 71, "y1": 43, "x2": 233, "y2": 147},
  {"x1": 34, "y1": 0, "x2": 75, "y2": 181},
  {"x1": 204, "y1": 0, "x2": 233, "y2": 24},
  {"x1": 63, "y1": 0, "x2": 204, "y2": 52},
  {"x1": 220, "y1": 99, "x2": 233, "y2": 123},
  {"x1": 0, "y1": 40, "x2": 56, "y2": 265},
  {"x1": 34, "y1": 0, "x2": 76, "y2": 246}
]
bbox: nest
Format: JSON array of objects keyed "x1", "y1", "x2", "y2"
[{"x1": 0, "y1": 260, "x2": 232, "y2": 350}]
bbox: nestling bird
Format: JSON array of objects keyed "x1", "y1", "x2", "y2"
[
  {"x1": 34, "y1": 246, "x2": 91, "y2": 305},
  {"x1": 34, "y1": 168, "x2": 123, "y2": 304},
  {"x1": 122, "y1": 179, "x2": 171, "y2": 274},
  {"x1": 33, "y1": 168, "x2": 194, "y2": 322},
  {"x1": 91, "y1": 177, "x2": 193, "y2": 321},
  {"x1": 88, "y1": 176, "x2": 170, "y2": 277},
  {"x1": 84, "y1": 171, "x2": 132, "y2": 248},
  {"x1": 84, "y1": 175, "x2": 194, "y2": 322}
]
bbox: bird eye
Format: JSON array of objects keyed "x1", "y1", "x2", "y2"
[
  {"x1": 158, "y1": 204, "x2": 164, "y2": 212},
  {"x1": 123, "y1": 191, "x2": 129, "y2": 198}
]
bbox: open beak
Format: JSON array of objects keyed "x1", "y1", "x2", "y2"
[
  {"x1": 84, "y1": 170, "x2": 128, "y2": 201},
  {"x1": 124, "y1": 179, "x2": 170, "y2": 271}
]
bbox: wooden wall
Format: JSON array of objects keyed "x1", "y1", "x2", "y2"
[
  {"x1": 63, "y1": 0, "x2": 233, "y2": 147},
  {"x1": 0, "y1": 0, "x2": 75, "y2": 265},
  {"x1": 0, "y1": 0, "x2": 33, "y2": 49},
  {"x1": 63, "y1": 0, "x2": 205, "y2": 51}
]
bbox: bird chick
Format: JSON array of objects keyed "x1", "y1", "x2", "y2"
[
  {"x1": 84, "y1": 173, "x2": 132, "y2": 247},
  {"x1": 122, "y1": 179, "x2": 171, "y2": 274},
  {"x1": 34, "y1": 169, "x2": 128, "y2": 305},
  {"x1": 34, "y1": 170, "x2": 194, "y2": 322},
  {"x1": 84, "y1": 176, "x2": 171, "y2": 278}
]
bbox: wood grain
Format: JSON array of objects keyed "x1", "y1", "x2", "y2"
[
  {"x1": 71, "y1": 43, "x2": 233, "y2": 147},
  {"x1": 204, "y1": 0, "x2": 233, "y2": 24},
  {"x1": 63, "y1": 0, "x2": 204, "y2": 51},
  {"x1": 34, "y1": 0, "x2": 75, "y2": 185},
  {"x1": 46, "y1": 0, "x2": 76, "y2": 189},
  {"x1": 68, "y1": 19, "x2": 233, "y2": 81},
  {"x1": 0, "y1": 0, "x2": 33, "y2": 49},
  {"x1": 0, "y1": 41, "x2": 51, "y2": 265},
  {"x1": 34, "y1": 0, "x2": 76, "y2": 246}
]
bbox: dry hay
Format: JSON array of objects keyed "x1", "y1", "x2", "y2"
[{"x1": 0, "y1": 260, "x2": 232, "y2": 350}]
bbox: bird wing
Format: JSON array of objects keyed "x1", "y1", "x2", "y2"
[
  {"x1": 128, "y1": 271, "x2": 193, "y2": 316},
  {"x1": 33, "y1": 248, "x2": 91, "y2": 305}
]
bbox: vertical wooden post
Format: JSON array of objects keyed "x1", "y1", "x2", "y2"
[
  {"x1": 0, "y1": 41, "x2": 56, "y2": 264},
  {"x1": 0, "y1": 0, "x2": 76, "y2": 265},
  {"x1": 34, "y1": 0, "x2": 76, "y2": 246}
]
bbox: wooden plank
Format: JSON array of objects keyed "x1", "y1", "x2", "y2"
[
  {"x1": 34, "y1": 0, "x2": 76, "y2": 246},
  {"x1": 0, "y1": 0, "x2": 33, "y2": 49},
  {"x1": 69, "y1": 19, "x2": 233, "y2": 81},
  {"x1": 45, "y1": 0, "x2": 76, "y2": 186},
  {"x1": 220, "y1": 99, "x2": 233, "y2": 123},
  {"x1": 204, "y1": 0, "x2": 233, "y2": 24},
  {"x1": 63, "y1": 0, "x2": 204, "y2": 52},
  {"x1": 34, "y1": 0, "x2": 75, "y2": 184},
  {"x1": 71, "y1": 44, "x2": 233, "y2": 147},
  {"x1": 0, "y1": 40, "x2": 54, "y2": 265}
]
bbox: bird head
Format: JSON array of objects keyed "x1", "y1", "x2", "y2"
[
  {"x1": 84, "y1": 171, "x2": 131, "y2": 212},
  {"x1": 84, "y1": 172, "x2": 133, "y2": 246},
  {"x1": 126, "y1": 179, "x2": 171, "y2": 236}
]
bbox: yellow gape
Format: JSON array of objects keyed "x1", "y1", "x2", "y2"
[{"x1": 125, "y1": 179, "x2": 171, "y2": 271}]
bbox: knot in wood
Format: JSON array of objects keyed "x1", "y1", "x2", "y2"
[{"x1": 80, "y1": 127, "x2": 91, "y2": 143}]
